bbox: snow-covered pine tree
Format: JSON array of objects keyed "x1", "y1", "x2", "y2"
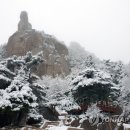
[
  {"x1": 102, "y1": 60, "x2": 124, "y2": 85},
  {"x1": 0, "y1": 52, "x2": 43, "y2": 126},
  {"x1": 70, "y1": 68, "x2": 120, "y2": 106},
  {"x1": 119, "y1": 63, "x2": 130, "y2": 118}
]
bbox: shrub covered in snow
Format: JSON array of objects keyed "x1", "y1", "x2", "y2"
[
  {"x1": 37, "y1": 76, "x2": 80, "y2": 114},
  {"x1": 27, "y1": 108, "x2": 43, "y2": 124},
  {"x1": 38, "y1": 76, "x2": 69, "y2": 99},
  {"x1": 79, "y1": 104, "x2": 103, "y2": 124},
  {"x1": 0, "y1": 44, "x2": 6, "y2": 60}
]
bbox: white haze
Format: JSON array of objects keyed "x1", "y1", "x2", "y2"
[{"x1": 0, "y1": 0, "x2": 130, "y2": 63}]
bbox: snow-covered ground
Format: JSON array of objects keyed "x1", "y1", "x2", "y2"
[
  {"x1": 123, "y1": 123, "x2": 130, "y2": 129},
  {"x1": 48, "y1": 126, "x2": 84, "y2": 130},
  {"x1": 48, "y1": 126, "x2": 68, "y2": 130}
]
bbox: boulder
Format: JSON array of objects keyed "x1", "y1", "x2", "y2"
[
  {"x1": 80, "y1": 120, "x2": 97, "y2": 130},
  {"x1": 97, "y1": 122, "x2": 117, "y2": 130}
]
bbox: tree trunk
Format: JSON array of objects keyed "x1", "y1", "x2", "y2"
[{"x1": 17, "y1": 110, "x2": 27, "y2": 126}]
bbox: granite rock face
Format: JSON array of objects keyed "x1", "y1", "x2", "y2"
[{"x1": 6, "y1": 11, "x2": 70, "y2": 77}]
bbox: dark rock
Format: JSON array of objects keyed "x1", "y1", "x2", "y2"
[
  {"x1": 97, "y1": 122, "x2": 117, "y2": 130},
  {"x1": 39, "y1": 106, "x2": 59, "y2": 121},
  {"x1": 80, "y1": 119, "x2": 97, "y2": 130},
  {"x1": 70, "y1": 118, "x2": 80, "y2": 127},
  {"x1": 0, "y1": 78, "x2": 11, "y2": 89}
]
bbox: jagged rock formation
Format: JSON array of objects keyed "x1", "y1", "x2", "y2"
[
  {"x1": 6, "y1": 11, "x2": 70, "y2": 77},
  {"x1": 18, "y1": 11, "x2": 32, "y2": 32}
]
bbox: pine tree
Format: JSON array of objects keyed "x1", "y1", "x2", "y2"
[
  {"x1": 71, "y1": 68, "x2": 120, "y2": 105},
  {"x1": 0, "y1": 52, "x2": 43, "y2": 126}
]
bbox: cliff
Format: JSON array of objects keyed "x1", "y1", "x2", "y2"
[{"x1": 5, "y1": 11, "x2": 70, "y2": 77}]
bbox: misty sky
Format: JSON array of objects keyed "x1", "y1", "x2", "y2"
[{"x1": 0, "y1": 0, "x2": 130, "y2": 63}]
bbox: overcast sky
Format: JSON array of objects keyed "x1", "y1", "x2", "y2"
[{"x1": 0, "y1": 0, "x2": 130, "y2": 63}]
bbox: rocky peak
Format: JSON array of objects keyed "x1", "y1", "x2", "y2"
[
  {"x1": 5, "y1": 11, "x2": 70, "y2": 77},
  {"x1": 18, "y1": 11, "x2": 32, "y2": 32}
]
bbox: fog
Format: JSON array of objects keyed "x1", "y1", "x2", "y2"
[{"x1": 0, "y1": 0, "x2": 130, "y2": 63}]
